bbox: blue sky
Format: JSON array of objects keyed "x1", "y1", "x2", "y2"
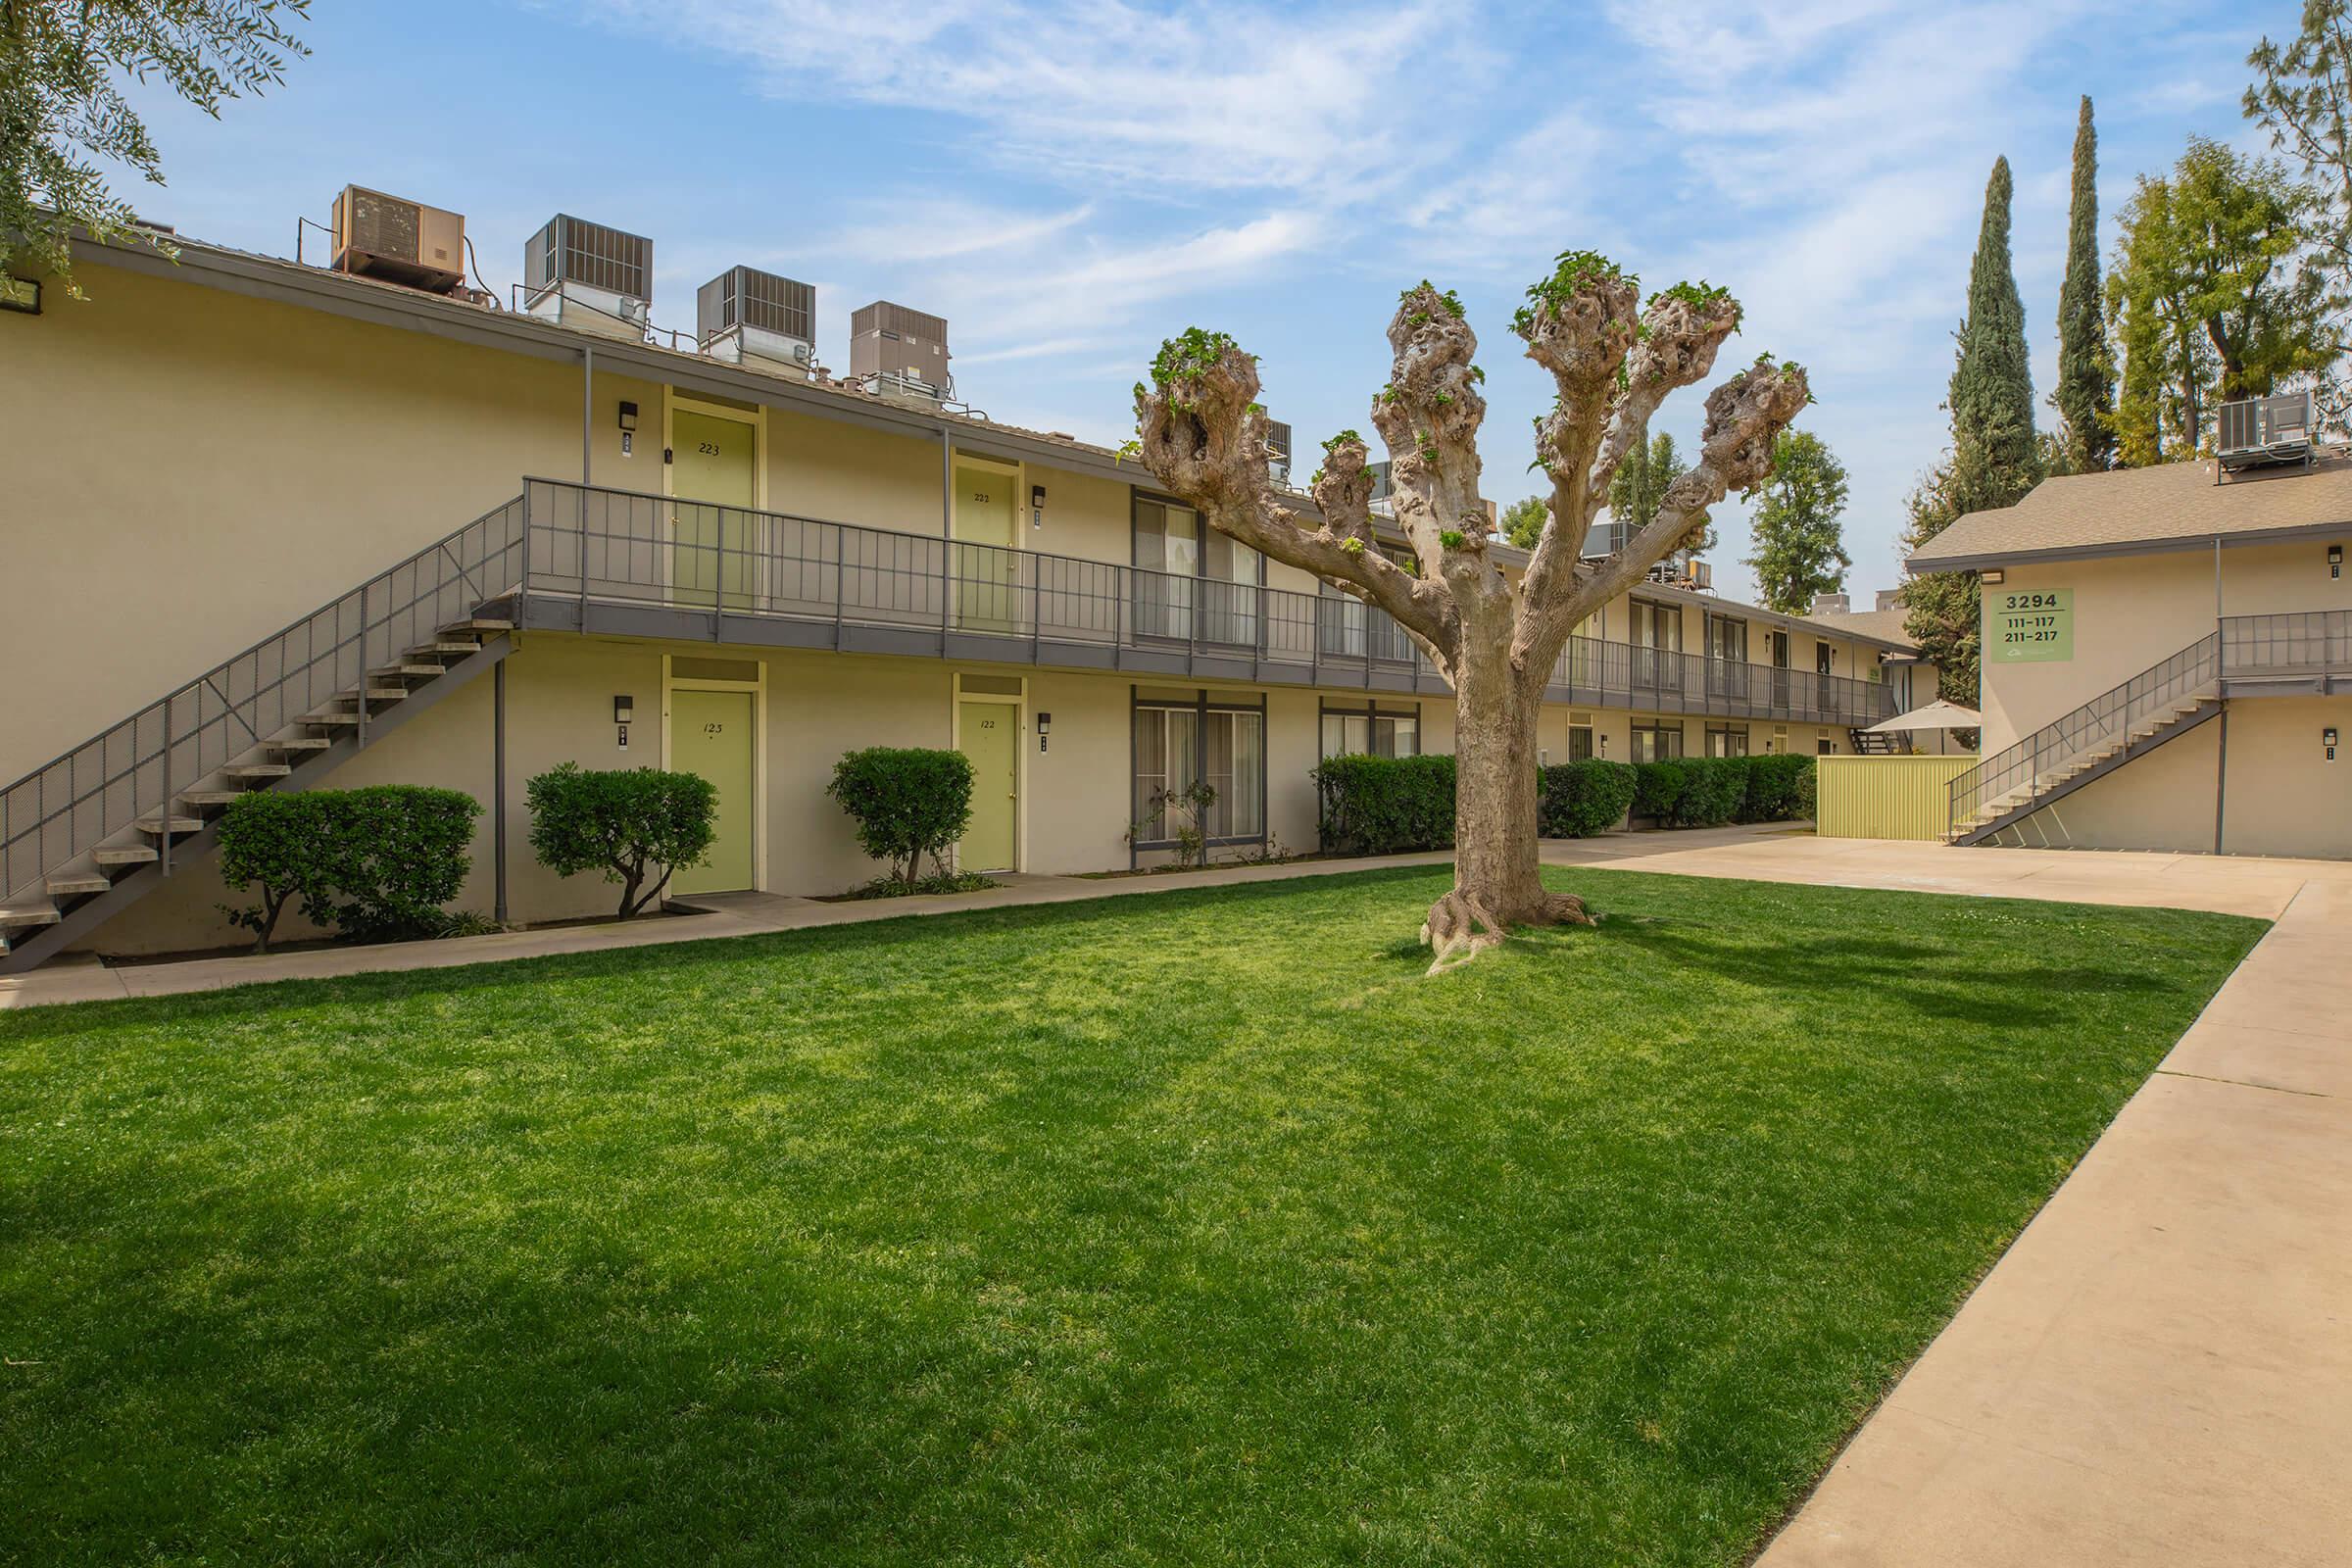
[{"x1": 105, "y1": 0, "x2": 2279, "y2": 605}]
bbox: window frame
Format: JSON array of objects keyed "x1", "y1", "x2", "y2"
[{"x1": 1129, "y1": 686, "x2": 1270, "y2": 862}]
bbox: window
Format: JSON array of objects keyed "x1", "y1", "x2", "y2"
[
  {"x1": 1705, "y1": 725, "x2": 1749, "y2": 758},
  {"x1": 1631, "y1": 722, "x2": 1684, "y2": 761},
  {"x1": 1629, "y1": 600, "x2": 1683, "y2": 690},
  {"x1": 1320, "y1": 702, "x2": 1420, "y2": 759},
  {"x1": 1134, "y1": 693, "x2": 1266, "y2": 847},
  {"x1": 1817, "y1": 738, "x2": 1835, "y2": 756},
  {"x1": 1568, "y1": 724, "x2": 1594, "y2": 761},
  {"x1": 1135, "y1": 495, "x2": 1263, "y2": 645}
]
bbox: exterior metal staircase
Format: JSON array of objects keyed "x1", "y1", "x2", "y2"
[
  {"x1": 0, "y1": 499, "x2": 527, "y2": 972},
  {"x1": 1946, "y1": 631, "x2": 2223, "y2": 847}
]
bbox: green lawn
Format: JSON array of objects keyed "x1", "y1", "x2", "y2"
[{"x1": 0, "y1": 867, "x2": 2261, "y2": 1566}]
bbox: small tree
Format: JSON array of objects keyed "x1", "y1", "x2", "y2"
[
  {"x1": 527, "y1": 763, "x2": 717, "y2": 918},
  {"x1": 827, "y1": 747, "x2": 976, "y2": 891},
  {"x1": 2, "y1": 1, "x2": 311, "y2": 296},
  {"x1": 216, "y1": 792, "x2": 327, "y2": 952},
  {"x1": 316, "y1": 786, "x2": 481, "y2": 943},
  {"x1": 1498, "y1": 495, "x2": 1546, "y2": 549},
  {"x1": 1742, "y1": 430, "x2": 1850, "y2": 614},
  {"x1": 1134, "y1": 266, "x2": 1810, "y2": 965}
]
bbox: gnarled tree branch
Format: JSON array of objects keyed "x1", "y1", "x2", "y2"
[{"x1": 1133, "y1": 333, "x2": 1459, "y2": 665}]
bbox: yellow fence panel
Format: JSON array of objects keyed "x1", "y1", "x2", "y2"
[{"x1": 1816, "y1": 755, "x2": 1978, "y2": 841}]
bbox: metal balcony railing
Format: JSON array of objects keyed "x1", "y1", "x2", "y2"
[{"x1": 514, "y1": 478, "x2": 1904, "y2": 728}]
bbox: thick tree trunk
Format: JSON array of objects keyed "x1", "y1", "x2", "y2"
[{"x1": 1421, "y1": 645, "x2": 1592, "y2": 970}]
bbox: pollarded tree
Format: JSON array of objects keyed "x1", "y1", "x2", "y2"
[{"x1": 1133, "y1": 258, "x2": 1809, "y2": 967}]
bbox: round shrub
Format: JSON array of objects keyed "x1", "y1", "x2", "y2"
[
  {"x1": 216, "y1": 786, "x2": 481, "y2": 949},
  {"x1": 528, "y1": 763, "x2": 719, "y2": 918},
  {"x1": 1632, "y1": 759, "x2": 1690, "y2": 822},
  {"x1": 1668, "y1": 758, "x2": 1748, "y2": 828},
  {"x1": 828, "y1": 747, "x2": 977, "y2": 889}
]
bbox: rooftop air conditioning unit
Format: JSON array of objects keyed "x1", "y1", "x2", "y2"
[
  {"x1": 850, "y1": 301, "x2": 950, "y2": 402},
  {"x1": 1264, "y1": 418, "x2": 1294, "y2": 484},
  {"x1": 2218, "y1": 390, "x2": 2314, "y2": 471},
  {"x1": 699, "y1": 266, "x2": 815, "y2": 373},
  {"x1": 523, "y1": 215, "x2": 654, "y2": 343},
  {"x1": 330, "y1": 185, "x2": 466, "y2": 293}
]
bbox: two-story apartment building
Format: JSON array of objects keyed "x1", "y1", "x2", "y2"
[
  {"x1": 0, "y1": 216, "x2": 1930, "y2": 966},
  {"x1": 1911, "y1": 422, "x2": 2352, "y2": 859}
]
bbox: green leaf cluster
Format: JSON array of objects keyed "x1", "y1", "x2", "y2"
[
  {"x1": 1512, "y1": 249, "x2": 1633, "y2": 335},
  {"x1": 1742, "y1": 430, "x2": 1852, "y2": 615}
]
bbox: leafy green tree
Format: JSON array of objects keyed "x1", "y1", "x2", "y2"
[
  {"x1": 1946, "y1": 156, "x2": 2041, "y2": 515},
  {"x1": 1898, "y1": 462, "x2": 1983, "y2": 706},
  {"x1": 1499, "y1": 495, "x2": 1545, "y2": 549},
  {"x1": 2247, "y1": 1, "x2": 2352, "y2": 274},
  {"x1": 827, "y1": 747, "x2": 977, "y2": 891},
  {"x1": 1742, "y1": 430, "x2": 1850, "y2": 614},
  {"x1": 1, "y1": 1, "x2": 310, "y2": 295},
  {"x1": 2056, "y1": 97, "x2": 2117, "y2": 471},
  {"x1": 2105, "y1": 137, "x2": 2342, "y2": 462}
]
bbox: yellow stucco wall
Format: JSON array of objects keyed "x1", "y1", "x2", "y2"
[{"x1": 1982, "y1": 539, "x2": 2352, "y2": 754}]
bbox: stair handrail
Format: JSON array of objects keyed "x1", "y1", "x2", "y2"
[
  {"x1": 1, "y1": 495, "x2": 528, "y2": 906},
  {"x1": 1946, "y1": 629, "x2": 2222, "y2": 838}
]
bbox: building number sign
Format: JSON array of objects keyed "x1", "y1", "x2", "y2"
[{"x1": 1990, "y1": 587, "x2": 2073, "y2": 663}]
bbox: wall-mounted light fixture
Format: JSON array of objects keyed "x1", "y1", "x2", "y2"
[
  {"x1": 1980, "y1": 567, "x2": 2006, "y2": 584},
  {"x1": 2328, "y1": 727, "x2": 2339, "y2": 762},
  {"x1": 618, "y1": 400, "x2": 639, "y2": 458},
  {"x1": 2330, "y1": 544, "x2": 2343, "y2": 581},
  {"x1": 614, "y1": 694, "x2": 634, "y2": 751},
  {"x1": 1030, "y1": 483, "x2": 1047, "y2": 530},
  {"x1": 1037, "y1": 710, "x2": 1053, "y2": 753},
  {"x1": 0, "y1": 276, "x2": 39, "y2": 315}
]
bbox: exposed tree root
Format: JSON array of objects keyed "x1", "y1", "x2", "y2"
[{"x1": 1420, "y1": 888, "x2": 1596, "y2": 975}]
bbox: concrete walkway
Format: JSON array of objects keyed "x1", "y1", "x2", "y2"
[{"x1": 5, "y1": 827, "x2": 2347, "y2": 1563}]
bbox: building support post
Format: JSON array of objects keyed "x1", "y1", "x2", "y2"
[
  {"x1": 581, "y1": 345, "x2": 594, "y2": 485},
  {"x1": 494, "y1": 657, "x2": 510, "y2": 925},
  {"x1": 2214, "y1": 701, "x2": 2229, "y2": 858},
  {"x1": 939, "y1": 428, "x2": 953, "y2": 647}
]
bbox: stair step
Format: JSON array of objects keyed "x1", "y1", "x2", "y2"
[
  {"x1": 135, "y1": 816, "x2": 204, "y2": 836},
  {"x1": 93, "y1": 846, "x2": 159, "y2": 867},
  {"x1": 358, "y1": 686, "x2": 410, "y2": 702},
  {"x1": 371, "y1": 662, "x2": 446, "y2": 679},
  {"x1": 408, "y1": 641, "x2": 480, "y2": 658},
  {"x1": 46, "y1": 874, "x2": 111, "y2": 898},
  {"x1": 223, "y1": 763, "x2": 292, "y2": 780},
  {"x1": 299, "y1": 712, "x2": 362, "y2": 726},
  {"x1": 270, "y1": 736, "x2": 332, "y2": 753},
  {"x1": 181, "y1": 790, "x2": 249, "y2": 807},
  {"x1": 439, "y1": 618, "x2": 511, "y2": 635},
  {"x1": 0, "y1": 904, "x2": 62, "y2": 929}
]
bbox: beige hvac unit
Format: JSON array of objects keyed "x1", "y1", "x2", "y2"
[
  {"x1": 850, "y1": 301, "x2": 951, "y2": 402},
  {"x1": 330, "y1": 185, "x2": 466, "y2": 293}
]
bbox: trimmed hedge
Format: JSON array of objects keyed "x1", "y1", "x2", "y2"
[
  {"x1": 828, "y1": 747, "x2": 977, "y2": 889},
  {"x1": 1537, "y1": 760, "x2": 1637, "y2": 838},
  {"x1": 1630, "y1": 754, "x2": 1819, "y2": 829},
  {"x1": 215, "y1": 785, "x2": 480, "y2": 950},
  {"x1": 1313, "y1": 754, "x2": 1456, "y2": 856}
]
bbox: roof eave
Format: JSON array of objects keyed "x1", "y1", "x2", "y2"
[{"x1": 1908, "y1": 515, "x2": 2352, "y2": 575}]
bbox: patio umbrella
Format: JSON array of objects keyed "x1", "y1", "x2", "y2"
[{"x1": 1863, "y1": 700, "x2": 1983, "y2": 734}]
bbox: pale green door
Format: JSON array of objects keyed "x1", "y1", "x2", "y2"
[
  {"x1": 671, "y1": 409, "x2": 757, "y2": 609},
  {"x1": 953, "y1": 463, "x2": 1019, "y2": 632},
  {"x1": 957, "y1": 700, "x2": 1017, "y2": 871},
  {"x1": 669, "y1": 688, "x2": 756, "y2": 893}
]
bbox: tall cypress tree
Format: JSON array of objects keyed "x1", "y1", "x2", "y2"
[
  {"x1": 1903, "y1": 155, "x2": 2041, "y2": 707},
  {"x1": 2055, "y1": 97, "x2": 2117, "y2": 471},
  {"x1": 1946, "y1": 156, "x2": 2042, "y2": 514}
]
